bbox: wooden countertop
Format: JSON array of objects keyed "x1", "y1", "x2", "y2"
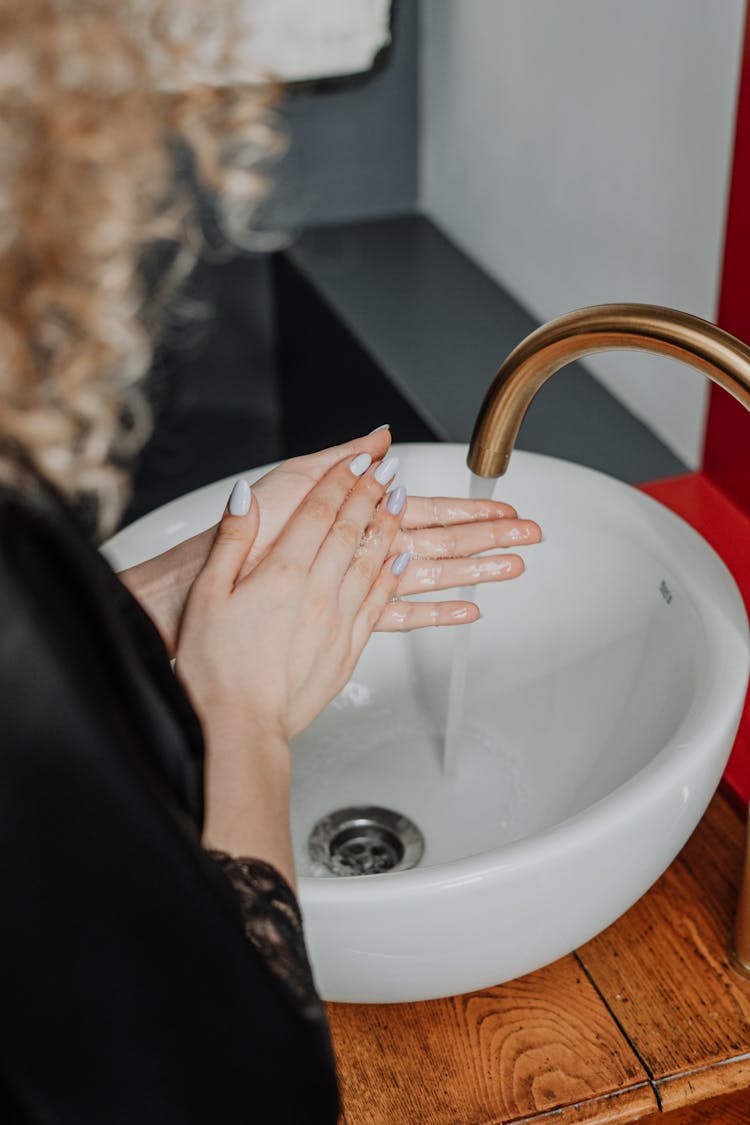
[{"x1": 326, "y1": 790, "x2": 750, "y2": 1124}]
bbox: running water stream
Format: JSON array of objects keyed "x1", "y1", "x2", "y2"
[{"x1": 442, "y1": 472, "x2": 498, "y2": 776}]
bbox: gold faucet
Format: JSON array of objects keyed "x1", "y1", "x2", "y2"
[{"x1": 466, "y1": 302, "x2": 750, "y2": 976}]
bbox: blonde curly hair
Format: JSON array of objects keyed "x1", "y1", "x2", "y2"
[{"x1": 0, "y1": 0, "x2": 282, "y2": 535}]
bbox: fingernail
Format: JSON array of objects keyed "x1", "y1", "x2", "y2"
[
  {"x1": 374, "y1": 456, "x2": 399, "y2": 485},
  {"x1": 349, "y1": 452, "x2": 372, "y2": 477},
  {"x1": 368, "y1": 423, "x2": 390, "y2": 434},
  {"x1": 228, "y1": 478, "x2": 252, "y2": 516},
  {"x1": 387, "y1": 485, "x2": 407, "y2": 515},
  {"x1": 391, "y1": 550, "x2": 411, "y2": 576}
]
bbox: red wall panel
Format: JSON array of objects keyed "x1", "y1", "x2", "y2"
[{"x1": 704, "y1": 3, "x2": 750, "y2": 512}]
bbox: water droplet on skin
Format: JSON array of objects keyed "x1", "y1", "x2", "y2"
[{"x1": 414, "y1": 563, "x2": 441, "y2": 588}]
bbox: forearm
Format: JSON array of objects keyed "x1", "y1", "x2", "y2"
[{"x1": 200, "y1": 713, "x2": 296, "y2": 890}]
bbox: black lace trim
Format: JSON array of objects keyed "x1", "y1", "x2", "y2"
[{"x1": 207, "y1": 852, "x2": 326, "y2": 1024}]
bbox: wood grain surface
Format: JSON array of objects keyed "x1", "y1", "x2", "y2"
[
  {"x1": 327, "y1": 956, "x2": 656, "y2": 1124},
  {"x1": 577, "y1": 792, "x2": 750, "y2": 1115},
  {"x1": 648, "y1": 1085, "x2": 750, "y2": 1122},
  {"x1": 326, "y1": 792, "x2": 750, "y2": 1124}
]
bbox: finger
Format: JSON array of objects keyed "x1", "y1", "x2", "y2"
[
  {"x1": 402, "y1": 495, "x2": 518, "y2": 529},
  {"x1": 271, "y1": 452, "x2": 380, "y2": 567},
  {"x1": 375, "y1": 598, "x2": 482, "y2": 632},
  {"x1": 396, "y1": 518, "x2": 541, "y2": 559},
  {"x1": 280, "y1": 426, "x2": 392, "y2": 481},
  {"x1": 396, "y1": 553, "x2": 525, "y2": 595},
  {"x1": 311, "y1": 460, "x2": 402, "y2": 589},
  {"x1": 197, "y1": 479, "x2": 260, "y2": 591},
  {"x1": 350, "y1": 550, "x2": 412, "y2": 651},
  {"x1": 337, "y1": 485, "x2": 408, "y2": 616}
]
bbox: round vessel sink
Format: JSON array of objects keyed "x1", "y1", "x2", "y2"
[{"x1": 104, "y1": 444, "x2": 750, "y2": 1003}]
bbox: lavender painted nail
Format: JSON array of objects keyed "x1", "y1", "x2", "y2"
[
  {"x1": 228, "y1": 478, "x2": 252, "y2": 516},
  {"x1": 349, "y1": 452, "x2": 372, "y2": 477},
  {"x1": 374, "y1": 455, "x2": 399, "y2": 485},
  {"x1": 387, "y1": 485, "x2": 407, "y2": 515},
  {"x1": 391, "y1": 550, "x2": 411, "y2": 576}
]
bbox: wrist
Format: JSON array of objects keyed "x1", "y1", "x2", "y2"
[
  {"x1": 201, "y1": 702, "x2": 290, "y2": 759},
  {"x1": 201, "y1": 712, "x2": 295, "y2": 885}
]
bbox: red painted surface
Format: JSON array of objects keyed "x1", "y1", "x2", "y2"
[
  {"x1": 704, "y1": 4, "x2": 750, "y2": 513},
  {"x1": 639, "y1": 476, "x2": 750, "y2": 804}
]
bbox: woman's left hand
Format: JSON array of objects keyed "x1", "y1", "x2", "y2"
[{"x1": 119, "y1": 430, "x2": 541, "y2": 651}]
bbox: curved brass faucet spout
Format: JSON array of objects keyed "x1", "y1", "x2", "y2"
[
  {"x1": 466, "y1": 302, "x2": 750, "y2": 977},
  {"x1": 468, "y1": 303, "x2": 750, "y2": 478}
]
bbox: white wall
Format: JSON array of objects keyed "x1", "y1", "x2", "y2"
[{"x1": 420, "y1": 0, "x2": 745, "y2": 468}]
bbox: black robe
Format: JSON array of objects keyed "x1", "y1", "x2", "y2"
[{"x1": 0, "y1": 478, "x2": 340, "y2": 1123}]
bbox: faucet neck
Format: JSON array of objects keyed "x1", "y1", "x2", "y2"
[{"x1": 468, "y1": 304, "x2": 750, "y2": 478}]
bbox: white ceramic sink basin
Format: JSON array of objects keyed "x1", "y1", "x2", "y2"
[{"x1": 105, "y1": 444, "x2": 750, "y2": 1003}]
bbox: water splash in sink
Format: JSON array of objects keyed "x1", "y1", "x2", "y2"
[{"x1": 442, "y1": 472, "x2": 497, "y2": 775}]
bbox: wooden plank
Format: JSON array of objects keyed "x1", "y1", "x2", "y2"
[
  {"x1": 327, "y1": 955, "x2": 656, "y2": 1125},
  {"x1": 656, "y1": 1055, "x2": 750, "y2": 1113},
  {"x1": 577, "y1": 792, "x2": 750, "y2": 1115},
  {"x1": 643, "y1": 1084, "x2": 750, "y2": 1122},
  {"x1": 516, "y1": 1086, "x2": 658, "y2": 1125}
]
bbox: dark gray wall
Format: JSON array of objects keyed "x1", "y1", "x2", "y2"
[
  {"x1": 128, "y1": 3, "x2": 421, "y2": 519},
  {"x1": 175, "y1": 0, "x2": 419, "y2": 414},
  {"x1": 269, "y1": 0, "x2": 419, "y2": 230}
]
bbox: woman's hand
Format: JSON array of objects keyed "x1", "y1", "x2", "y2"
[
  {"x1": 242, "y1": 434, "x2": 542, "y2": 630},
  {"x1": 119, "y1": 429, "x2": 541, "y2": 651},
  {"x1": 177, "y1": 453, "x2": 408, "y2": 881},
  {"x1": 177, "y1": 452, "x2": 407, "y2": 745},
  {"x1": 375, "y1": 493, "x2": 540, "y2": 630}
]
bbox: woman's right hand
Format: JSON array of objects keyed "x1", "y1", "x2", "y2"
[{"x1": 175, "y1": 451, "x2": 408, "y2": 747}]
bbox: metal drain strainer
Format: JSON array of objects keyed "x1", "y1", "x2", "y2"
[{"x1": 308, "y1": 805, "x2": 424, "y2": 876}]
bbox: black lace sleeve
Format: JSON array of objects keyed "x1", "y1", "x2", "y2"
[{"x1": 206, "y1": 852, "x2": 327, "y2": 1024}]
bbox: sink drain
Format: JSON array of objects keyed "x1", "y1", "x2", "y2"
[{"x1": 308, "y1": 806, "x2": 424, "y2": 876}]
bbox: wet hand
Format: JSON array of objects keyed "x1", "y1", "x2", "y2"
[
  {"x1": 216, "y1": 436, "x2": 542, "y2": 633},
  {"x1": 175, "y1": 451, "x2": 409, "y2": 742},
  {"x1": 378, "y1": 494, "x2": 542, "y2": 631},
  {"x1": 120, "y1": 429, "x2": 541, "y2": 648}
]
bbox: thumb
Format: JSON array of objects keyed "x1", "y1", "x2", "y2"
[{"x1": 200, "y1": 478, "x2": 260, "y2": 590}]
